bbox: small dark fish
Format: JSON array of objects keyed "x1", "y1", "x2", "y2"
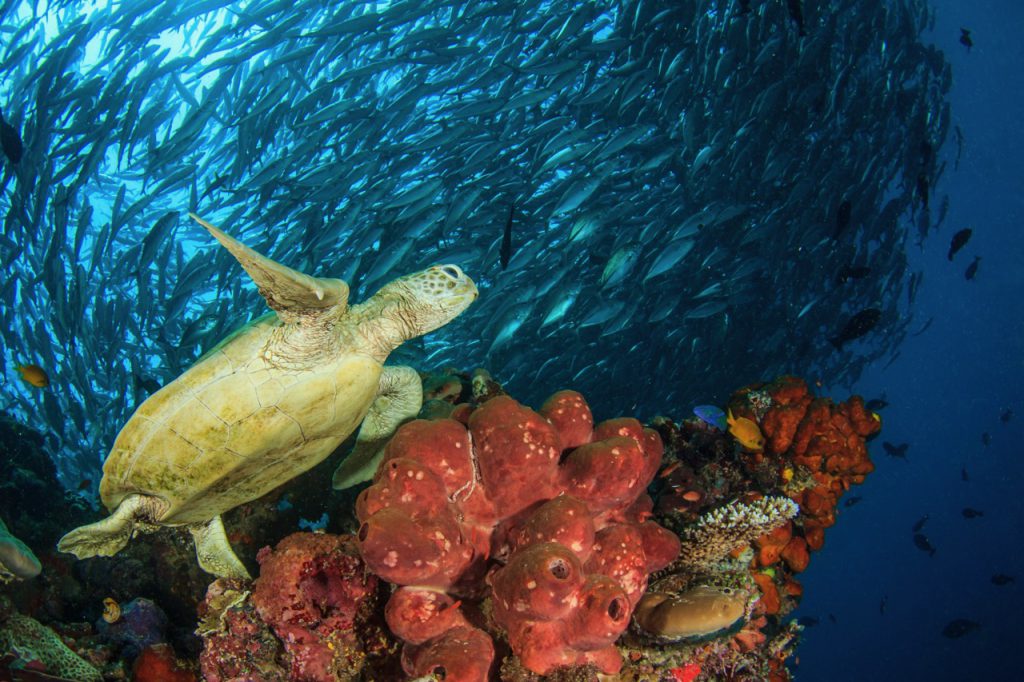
[
  {"x1": 964, "y1": 256, "x2": 980, "y2": 281},
  {"x1": 959, "y1": 28, "x2": 973, "y2": 52},
  {"x1": 879, "y1": 595, "x2": 887, "y2": 615},
  {"x1": 737, "y1": 0, "x2": 752, "y2": 15},
  {"x1": 916, "y1": 172, "x2": 930, "y2": 210},
  {"x1": 1000, "y1": 409, "x2": 1013, "y2": 423},
  {"x1": 843, "y1": 495, "x2": 862, "y2": 507},
  {"x1": 499, "y1": 205, "x2": 514, "y2": 270},
  {"x1": 834, "y1": 199, "x2": 852, "y2": 238},
  {"x1": 991, "y1": 574, "x2": 1015, "y2": 586},
  {"x1": 828, "y1": 613, "x2": 837, "y2": 624},
  {"x1": 77, "y1": 478, "x2": 93, "y2": 492},
  {"x1": 882, "y1": 441, "x2": 909, "y2": 459},
  {"x1": 912, "y1": 514, "x2": 929, "y2": 532},
  {"x1": 920, "y1": 140, "x2": 933, "y2": 166},
  {"x1": 961, "y1": 466, "x2": 969, "y2": 482},
  {"x1": 961, "y1": 507, "x2": 984, "y2": 519},
  {"x1": 947, "y1": 228, "x2": 972, "y2": 260},
  {"x1": 830, "y1": 308, "x2": 881, "y2": 349},
  {"x1": 786, "y1": 0, "x2": 806, "y2": 36},
  {"x1": 865, "y1": 397, "x2": 889, "y2": 411},
  {"x1": 942, "y1": 618, "x2": 980, "y2": 639},
  {"x1": 0, "y1": 111, "x2": 23, "y2": 164},
  {"x1": 836, "y1": 264, "x2": 871, "y2": 284},
  {"x1": 913, "y1": 533, "x2": 936, "y2": 557},
  {"x1": 982, "y1": 432, "x2": 991, "y2": 446},
  {"x1": 796, "y1": 616, "x2": 819, "y2": 627}
]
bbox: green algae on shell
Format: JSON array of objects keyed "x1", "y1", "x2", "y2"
[{"x1": 632, "y1": 584, "x2": 748, "y2": 643}]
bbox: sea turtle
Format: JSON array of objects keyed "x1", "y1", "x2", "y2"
[{"x1": 57, "y1": 213, "x2": 477, "y2": 579}]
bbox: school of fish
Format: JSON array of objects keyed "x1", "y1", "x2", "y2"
[{"x1": 0, "y1": 0, "x2": 952, "y2": 486}]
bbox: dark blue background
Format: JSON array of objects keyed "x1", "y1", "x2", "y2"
[{"x1": 797, "y1": 1, "x2": 1023, "y2": 679}]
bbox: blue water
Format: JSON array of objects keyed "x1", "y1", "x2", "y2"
[{"x1": 798, "y1": 1, "x2": 1024, "y2": 679}]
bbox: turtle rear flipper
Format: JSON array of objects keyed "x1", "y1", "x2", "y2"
[
  {"x1": 332, "y1": 365, "x2": 423, "y2": 490},
  {"x1": 189, "y1": 515, "x2": 250, "y2": 579},
  {"x1": 57, "y1": 494, "x2": 157, "y2": 559}
]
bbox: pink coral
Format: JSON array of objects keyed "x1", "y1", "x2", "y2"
[
  {"x1": 198, "y1": 533, "x2": 377, "y2": 682},
  {"x1": 356, "y1": 391, "x2": 680, "y2": 677}
]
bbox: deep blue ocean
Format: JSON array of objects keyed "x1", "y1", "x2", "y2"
[{"x1": 797, "y1": 1, "x2": 1023, "y2": 679}]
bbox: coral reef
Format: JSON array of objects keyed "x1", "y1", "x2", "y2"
[
  {"x1": 0, "y1": 596, "x2": 101, "y2": 681},
  {"x1": 0, "y1": 370, "x2": 878, "y2": 682},
  {"x1": 95, "y1": 597, "x2": 168, "y2": 659},
  {"x1": 356, "y1": 390, "x2": 680, "y2": 677},
  {"x1": 132, "y1": 643, "x2": 197, "y2": 682},
  {"x1": 675, "y1": 497, "x2": 799, "y2": 572},
  {"x1": 619, "y1": 375, "x2": 880, "y2": 681},
  {"x1": 198, "y1": 532, "x2": 392, "y2": 682}
]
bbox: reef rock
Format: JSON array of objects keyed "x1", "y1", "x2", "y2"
[{"x1": 198, "y1": 532, "x2": 381, "y2": 682}]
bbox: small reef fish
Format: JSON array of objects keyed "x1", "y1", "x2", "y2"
[
  {"x1": 882, "y1": 441, "x2": 909, "y2": 459},
  {"x1": 991, "y1": 574, "x2": 1015, "y2": 586},
  {"x1": 961, "y1": 466, "x2": 969, "y2": 482},
  {"x1": 0, "y1": 110, "x2": 23, "y2": 164},
  {"x1": 982, "y1": 432, "x2": 991, "y2": 446},
  {"x1": 693, "y1": 404, "x2": 728, "y2": 431},
  {"x1": 727, "y1": 409, "x2": 764, "y2": 451},
  {"x1": 913, "y1": 532, "x2": 936, "y2": 557},
  {"x1": 865, "y1": 397, "x2": 889, "y2": 411},
  {"x1": 959, "y1": 28, "x2": 973, "y2": 52},
  {"x1": 912, "y1": 514, "x2": 929, "y2": 532},
  {"x1": 101, "y1": 597, "x2": 121, "y2": 624},
  {"x1": 829, "y1": 308, "x2": 881, "y2": 349},
  {"x1": 947, "y1": 228, "x2": 972, "y2": 260},
  {"x1": 15, "y1": 364, "x2": 49, "y2": 388},
  {"x1": 843, "y1": 496, "x2": 863, "y2": 508},
  {"x1": 961, "y1": 507, "x2": 984, "y2": 519},
  {"x1": 879, "y1": 595, "x2": 887, "y2": 615},
  {"x1": 1000, "y1": 409, "x2": 1013, "y2": 423},
  {"x1": 499, "y1": 205, "x2": 514, "y2": 270},
  {"x1": 964, "y1": 256, "x2": 980, "y2": 280},
  {"x1": 942, "y1": 618, "x2": 980, "y2": 639}
]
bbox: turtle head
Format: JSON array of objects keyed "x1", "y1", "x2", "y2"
[{"x1": 359, "y1": 265, "x2": 477, "y2": 355}]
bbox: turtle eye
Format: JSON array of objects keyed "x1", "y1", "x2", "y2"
[{"x1": 440, "y1": 265, "x2": 460, "y2": 279}]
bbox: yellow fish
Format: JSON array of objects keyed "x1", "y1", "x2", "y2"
[
  {"x1": 15, "y1": 364, "x2": 49, "y2": 388},
  {"x1": 727, "y1": 408, "x2": 764, "y2": 451}
]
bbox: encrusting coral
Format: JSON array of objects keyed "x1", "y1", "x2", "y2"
[
  {"x1": 198, "y1": 532, "x2": 383, "y2": 682},
  {"x1": 355, "y1": 389, "x2": 681, "y2": 678},
  {"x1": 0, "y1": 597, "x2": 101, "y2": 682}
]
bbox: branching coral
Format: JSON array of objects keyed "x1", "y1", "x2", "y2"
[{"x1": 675, "y1": 497, "x2": 799, "y2": 572}]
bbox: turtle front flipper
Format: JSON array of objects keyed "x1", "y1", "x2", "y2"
[
  {"x1": 189, "y1": 515, "x2": 250, "y2": 579},
  {"x1": 57, "y1": 494, "x2": 162, "y2": 559},
  {"x1": 189, "y1": 213, "x2": 349, "y2": 319},
  {"x1": 332, "y1": 365, "x2": 423, "y2": 490}
]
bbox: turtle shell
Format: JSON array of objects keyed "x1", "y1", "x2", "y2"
[{"x1": 99, "y1": 313, "x2": 381, "y2": 525}]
